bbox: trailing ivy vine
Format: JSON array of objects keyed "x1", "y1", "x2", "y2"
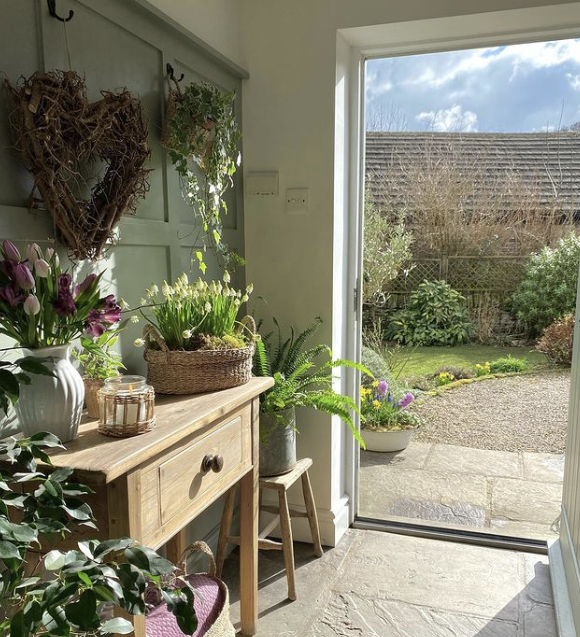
[{"x1": 162, "y1": 81, "x2": 242, "y2": 271}]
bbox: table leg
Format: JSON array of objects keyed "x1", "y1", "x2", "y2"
[
  {"x1": 239, "y1": 467, "x2": 258, "y2": 635},
  {"x1": 166, "y1": 527, "x2": 188, "y2": 566}
]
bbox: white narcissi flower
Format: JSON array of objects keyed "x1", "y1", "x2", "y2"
[
  {"x1": 130, "y1": 315, "x2": 140, "y2": 324},
  {"x1": 179, "y1": 273, "x2": 188, "y2": 286},
  {"x1": 175, "y1": 301, "x2": 182, "y2": 310},
  {"x1": 241, "y1": 294, "x2": 249, "y2": 303},
  {"x1": 134, "y1": 338, "x2": 145, "y2": 348},
  {"x1": 140, "y1": 298, "x2": 148, "y2": 306},
  {"x1": 162, "y1": 282, "x2": 174, "y2": 297},
  {"x1": 246, "y1": 283, "x2": 254, "y2": 295},
  {"x1": 182, "y1": 329, "x2": 192, "y2": 339},
  {"x1": 119, "y1": 298, "x2": 130, "y2": 310},
  {"x1": 147, "y1": 284, "x2": 159, "y2": 297},
  {"x1": 234, "y1": 299, "x2": 241, "y2": 307},
  {"x1": 223, "y1": 271, "x2": 231, "y2": 284},
  {"x1": 205, "y1": 302, "x2": 212, "y2": 313}
]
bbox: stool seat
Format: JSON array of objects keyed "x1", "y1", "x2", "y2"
[{"x1": 216, "y1": 457, "x2": 323, "y2": 601}]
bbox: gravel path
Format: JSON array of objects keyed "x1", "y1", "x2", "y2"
[{"x1": 414, "y1": 370, "x2": 570, "y2": 453}]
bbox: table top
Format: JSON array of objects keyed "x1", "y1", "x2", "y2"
[{"x1": 44, "y1": 377, "x2": 273, "y2": 483}]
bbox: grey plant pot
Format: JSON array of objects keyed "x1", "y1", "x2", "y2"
[{"x1": 259, "y1": 407, "x2": 297, "y2": 477}]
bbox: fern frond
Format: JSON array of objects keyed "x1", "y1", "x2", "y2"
[
  {"x1": 253, "y1": 339, "x2": 271, "y2": 377},
  {"x1": 282, "y1": 317, "x2": 322, "y2": 376}
]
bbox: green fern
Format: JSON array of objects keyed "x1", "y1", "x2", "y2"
[{"x1": 253, "y1": 317, "x2": 372, "y2": 447}]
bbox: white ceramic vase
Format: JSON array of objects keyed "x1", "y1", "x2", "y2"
[{"x1": 15, "y1": 344, "x2": 85, "y2": 443}]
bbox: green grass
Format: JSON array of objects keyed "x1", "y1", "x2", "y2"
[{"x1": 393, "y1": 344, "x2": 547, "y2": 381}]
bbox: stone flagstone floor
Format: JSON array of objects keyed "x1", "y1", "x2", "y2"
[
  {"x1": 221, "y1": 529, "x2": 557, "y2": 636},
  {"x1": 359, "y1": 442, "x2": 564, "y2": 540}
]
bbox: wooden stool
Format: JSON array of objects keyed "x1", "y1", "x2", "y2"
[{"x1": 216, "y1": 457, "x2": 323, "y2": 601}]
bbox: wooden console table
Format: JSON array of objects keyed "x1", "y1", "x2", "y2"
[{"x1": 44, "y1": 377, "x2": 273, "y2": 637}]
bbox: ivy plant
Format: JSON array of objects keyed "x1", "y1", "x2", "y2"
[
  {"x1": 0, "y1": 434, "x2": 197, "y2": 637},
  {"x1": 163, "y1": 81, "x2": 242, "y2": 271}
]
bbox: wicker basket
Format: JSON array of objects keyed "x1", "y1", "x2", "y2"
[
  {"x1": 83, "y1": 377, "x2": 104, "y2": 419},
  {"x1": 144, "y1": 317, "x2": 256, "y2": 395}
]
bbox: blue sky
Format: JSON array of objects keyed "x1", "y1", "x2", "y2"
[{"x1": 365, "y1": 39, "x2": 580, "y2": 132}]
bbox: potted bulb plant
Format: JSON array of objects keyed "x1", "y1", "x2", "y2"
[
  {"x1": 137, "y1": 271, "x2": 256, "y2": 394},
  {"x1": 360, "y1": 380, "x2": 424, "y2": 452},
  {"x1": 253, "y1": 317, "x2": 371, "y2": 477},
  {"x1": 73, "y1": 331, "x2": 126, "y2": 418}
]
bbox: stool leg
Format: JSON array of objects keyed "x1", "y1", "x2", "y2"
[
  {"x1": 216, "y1": 486, "x2": 236, "y2": 577},
  {"x1": 277, "y1": 490, "x2": 297, "y2": 601},
  {"x1": 301, "y1": 471, "x2": 323, "y2": 558}
]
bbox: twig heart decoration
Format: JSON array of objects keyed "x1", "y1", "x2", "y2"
[{"x1": 4, "y1": 70, "x2": 150, "y2": 260}]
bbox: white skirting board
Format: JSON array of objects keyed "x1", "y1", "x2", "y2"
[{"x1": 548, "y1": 509, "x2": 580, "y2": 637}]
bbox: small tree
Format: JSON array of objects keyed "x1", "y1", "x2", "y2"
[{"x1": 363, "y1": 198, "x2": 413, "y2": 306}]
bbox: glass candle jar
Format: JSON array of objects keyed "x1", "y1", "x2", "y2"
[{"x1": 97, "y1": 375, "x2": 155, "y2": 437}]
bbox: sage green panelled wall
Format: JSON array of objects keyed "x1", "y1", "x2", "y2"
[{"x1": 0, "y1": 0, "x2": 245, "y2": 426}]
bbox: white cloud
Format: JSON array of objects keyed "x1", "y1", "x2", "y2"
[
  {"x1": 410, "y1": 39, "x2": 580, "y2": 88},
  {"x1": 416, "y1": 104, "x2": 479, "y2": 132},
  {"x1": 567, "y1": 73, "x2": 580, "y2": 91}
]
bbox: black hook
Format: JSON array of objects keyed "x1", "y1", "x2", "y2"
[
  {"x1": 166, "y1": 63, "x2": 184, "y2": 83},
  {"x1": 47, "y1": 0, "x2": 74, "y2": 23}
]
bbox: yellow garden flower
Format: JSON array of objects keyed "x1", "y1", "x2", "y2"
[{"x1": 373, "y1": 400, "x2": 381, "y2": 410}]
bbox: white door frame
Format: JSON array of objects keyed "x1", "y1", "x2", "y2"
[{"x1": 337, "y1": 3, "x2": 580, "y2": 522}]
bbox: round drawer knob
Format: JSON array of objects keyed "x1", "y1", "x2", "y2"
[{"x1": 202, "y1": 454, "x2": 225, "y2": 473}]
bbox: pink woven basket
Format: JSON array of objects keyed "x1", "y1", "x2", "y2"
[{"x1": 146, "y1": 542, "x2": 234, "y2": 637}]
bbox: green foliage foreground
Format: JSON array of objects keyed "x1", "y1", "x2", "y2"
[{"x1": 0, "y1": 434, "x2": 197, "y2": 637}]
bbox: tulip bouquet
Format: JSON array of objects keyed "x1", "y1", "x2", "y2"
[
  {"x1": 360, "y1": 380, "x2": 423, "y2": 431},
  {"x1": 0, "y1": 240, "x2": 121, "y2": 349}
]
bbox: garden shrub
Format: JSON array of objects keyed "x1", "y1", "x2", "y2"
[
  {"x1": 361, "y1": 345, "x2": 391, "y2": 381},
  {"x1": 386, "y1": 280, "x2": 473, "y2": 346},
  {"x1": 511, "y1": 232, "x2": 580, "y2": 336},
  {"x1": 536, "y1": 314, "x2": 575, "y2": 365},
  {"x1": 489, "y1": 355, "x2": 529, "y2": 374}
]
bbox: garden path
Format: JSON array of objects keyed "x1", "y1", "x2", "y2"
[{"x1": 413, "y1": 370, "x2": 570, "y2": 453}]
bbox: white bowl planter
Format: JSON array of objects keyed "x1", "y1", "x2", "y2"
[{"x1": 362, "y1": 428, "x2": 416, "y2": 453}]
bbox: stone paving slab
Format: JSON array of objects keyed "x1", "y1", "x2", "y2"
[
  {"x1": 306, "y1": 592, "x2": 520, "y2": 637},
  {"x1": 491, "y1": 477, "x2": 563, "y2": 526},
  {"x1": 361, "y1": 441, "x2": 432, "y2": 471},
  {"x1": 332, "y1": 531, "x2": 523, "y2": 621},
  {"x1": 222, "y1": 529, "x2": 557, "y2": 636},
  {"x1": 359, "y1": 466, "x2": 487, "y2": 524},
  {"x1": 425, "y1": 443, "x2": 522, "y2": 478},
  {"x1": 522, "y1": 452, "x2": 565, "y2": 483}
]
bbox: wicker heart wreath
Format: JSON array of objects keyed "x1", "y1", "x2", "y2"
[{"x1": 4, "y1": 71, "x2": 150, "y2": 260}]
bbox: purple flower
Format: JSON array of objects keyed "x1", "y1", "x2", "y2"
[
  {"x1": 53, "y1": 274, "x2": 76, "y2": 317},
  {"x1": 0, "y1": 285, "x2": 23, "y2": 307},
  {"x1": 2, "y1": 240, "x2": 21, "y2": 262},
  {"x1": 84, "y1": 317, "x2": 106, "y2": 338},
  {"x1": 14, "y1": 263, "x2": 35, "y2": 290},
  {"x1": 378, "y1": 380, "x2": 388, "y2": 396},
  {"x1": 99, "y1": 294, "x2": 121, "y2": 324},
  {"x1": 398, "y1": 392, "x2": 415, "y2": 409},
  {"x1": 74, "y1": 273, "x2": 97, "y2": 297}
]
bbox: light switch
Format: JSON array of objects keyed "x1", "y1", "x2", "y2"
[
  {"x1": 246, "y1": 172, "x2": 279, "y2": 196},
  {"x1": 286, "y1": 188, "x2": 309, "y2": 214}
]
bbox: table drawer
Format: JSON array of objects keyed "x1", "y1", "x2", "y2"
[{"x1": 158, "y1": 411, "x2": 250, "y2": 526}]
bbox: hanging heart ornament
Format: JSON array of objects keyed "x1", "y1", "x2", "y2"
[{"x1": 4, "y1": 70, "x2": 150, "y2": 260}]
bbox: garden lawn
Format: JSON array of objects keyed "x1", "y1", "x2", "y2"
[{"x1": 395, "y1": 344, "x2": 547, "y2": 381}]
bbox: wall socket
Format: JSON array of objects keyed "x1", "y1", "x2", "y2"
[{"x1": 286, "y1": 188, "x2": 309, "y2": 214}]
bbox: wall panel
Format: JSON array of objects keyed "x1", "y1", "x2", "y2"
[{"x1": 0, "y1": 0, "x2": 245, "y2": 436}]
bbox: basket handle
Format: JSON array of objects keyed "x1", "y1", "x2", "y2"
[
  {"x1": 143, "y1": 324, "x2": 170, "y2": 354},
  {"x1": 238, "y1": 315, "x2": 257, "y2": 341},
  {"x1": 178, "y1": 540, "x2": 217, "y2": 577}
]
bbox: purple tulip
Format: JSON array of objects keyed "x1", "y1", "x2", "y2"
[
  {"x1": 53, "y1": 274, "x2": 76, "y2": 317},
  {"x1": 74, "y1": 273, "x2": 97, "y2": 297},
  {"x1": 0, "y1": 285, "x2": 23, "y2": 307},
  {"x1": 14, "y1": 263, "x2": 35, "y2": 290},
  {"x1": 2, "y1": 240, "x2": 21, "y2": 262},
  {"x1": 34, "y1": 259, "x2": 50, "y2": 278},
  {"x1": 378, "y1": 380, "x2": 388, "y2": 396},
  {"x1": 84, "y1": 318, "x2": 106, "y2": 338},
  {"x1": 398, "y1": 392, "x2": 415, "y2": 409},
  {"x1": 23, "y1": 294, "x2": 41, "y2": 316},
  {"x1": 99, "y1": 294, "x2": 121, "y2": 324},
  {"x1": 58, "y1": 273, "x2": 72, "y2": 290}
]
